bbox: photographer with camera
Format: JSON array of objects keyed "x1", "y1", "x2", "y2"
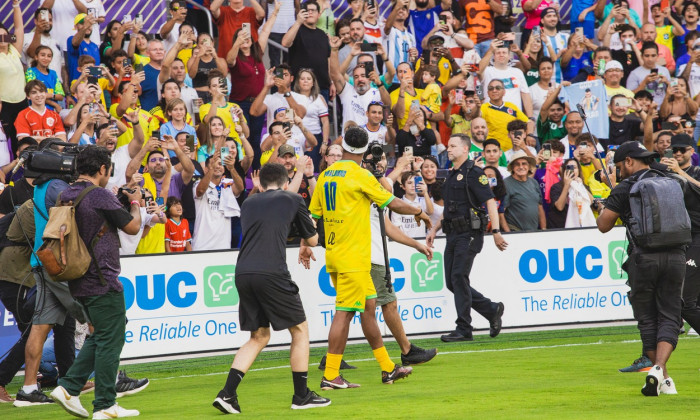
[
  {"x1": 49, "y1": 145, "x2": 142, "y2": 418},
  {"x1": 426, "y1": 133, "x2": 508, "y2": 342}
]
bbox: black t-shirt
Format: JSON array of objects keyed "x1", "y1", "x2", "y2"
[
  {"x1": 289, "y1": 174, "x2": 312, "y2": 207},
  {"x1": 547, "y1": 182, "x2": 567, "y2": 229},
  {"x1": 605, "y1": 116, "x2": 643, "y2": 148},
  {"x1": 236, "y1": 190, "x2": 316, "y2": 278},
  {"x1": 0, "y1": 178, "x2": 34, "y2": 215},
  {"x1": 611, "y1": 49, "x2": 639, "y2": 86},
  {"x1": 683, "y1": 165, "x2": 700, "y2": 234},
  {"x1": 289, "y1": 26, "x2": 331, "y2": 90},
  {"x1": 441, "y1": 161, "x2": 494, "y2": 220},
  {"x1": 396, "y1": 128, "x2": 437, "y2": 158}
]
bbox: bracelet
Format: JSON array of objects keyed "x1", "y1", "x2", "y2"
[{"x1": 130, "y1": 200, "x2": 140, "y2": 206}]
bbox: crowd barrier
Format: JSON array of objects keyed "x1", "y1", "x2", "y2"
[{"x1": 0, "y1": 226, "x2": 633, "y2": 359}]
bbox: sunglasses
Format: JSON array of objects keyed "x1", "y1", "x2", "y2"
[
  {"x1": 672, "y1": 147, "x2": 692, "y2": 153},
  {"x1": 369, "y1": 100, "x2": 384, "y2": 106},
  {"x1": 488, "y1": 86, "x2": 504, "y2": 91}
]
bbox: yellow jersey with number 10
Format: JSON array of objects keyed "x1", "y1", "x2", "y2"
[{"x1": 310, "y1": 160, "x2": 394, "y2": 273}]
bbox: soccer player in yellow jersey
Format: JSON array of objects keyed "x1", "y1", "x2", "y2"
[{"x1": 307, "y1": 127, "x2": 431, "y2": 389}]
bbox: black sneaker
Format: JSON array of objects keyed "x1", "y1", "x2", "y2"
[
  {"x1": 382, "y1": 364, "x2": 412, "y2": 384},
  {"x1": 490, "y1": 302, "x2": 505, "y2": 338},
  {"x1": 440, "y1": 331, "x2": 473, "y2": 342},
  {"x1": 13, "y1": 387, "x2": 54, "y2": 407},
  {"x1": 213, "y1": 389, "x2": 241, "y2": 414},
  {"x1": 115, "y1": 370, "x2": 149, "y2": 397},
  {"x1": 317, "y1": 355, "x2": 357, "y2": 370},
  {"x1": 401, "y1": 344, "x2": 438, "y2": 366},
  {"x1": 291, "y1": 389, "x2": 331, "y2": 410}
]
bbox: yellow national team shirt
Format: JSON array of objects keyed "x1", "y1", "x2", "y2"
[
  {"x1": 71, "y1": 77, "x2": 114, "y2": 109},
  {"x1": 415, "y1": 57, "x2": 452, "y2": 85},
  {"x1": 655, "y1": 25, "x2": 674, "y2": 54},
  {"x1": 480, "y1": 102, "x2": 528, "y2": 151},
  {"x1": 420, "y1": 83, "x2": 442, "y2": 114},
  {"x1": 310, "y1": 160, "x2": 394, "y2": 273},
  {"x1": 109, "y1": 104, "x2": 158, "y2": 148},
  {"x1": 198, "y1": 102, "x2": 248, "y2": 144},
  {"x1": 390, "y1": 87, "x2": 425, "y2": 130}
]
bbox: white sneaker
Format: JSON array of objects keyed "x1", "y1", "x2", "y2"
[
  {"x1": 641, "y1": 365, "x2": 664, "y2": 396},
  {"x1": 50, "y1": 385, "x2": 89, "y2": 418},
  {"x1": 93, "y1": 403, "x2": 140, "y2": 419},
  {"x1": 660, "y1": 377, "x2": 678, "y2": 395}
]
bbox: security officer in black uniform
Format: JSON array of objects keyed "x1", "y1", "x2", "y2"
[
  {"x1": 597, "y1": 141, "x2": 689, "y2": 396},
  {"x1": 426, "y1": 133, "x2": 508, "y2": 343}
]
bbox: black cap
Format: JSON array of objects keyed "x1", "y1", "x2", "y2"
[
  {"x1": 671, "y1": 133, "x2": 694, "y2": 147},
  {"x1": 427, "y1": 35, "x2": 444, "y2": 45},
  {"x1": 613, "y1": 141, "x2": 658, "y2": 163},
  {"x1": 540, "y1": 7, "x2": 557, "y2": 17}
]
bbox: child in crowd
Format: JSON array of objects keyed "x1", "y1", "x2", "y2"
[
  {"x1": 160, "y1": 98, "x2": 198, "y2": 158},
  {"x1": 25, "y1": 46, "x2": 64, "y2": 111},
  {"x1": 165, "y1": 196, "x2": 192, "y2": 252}
]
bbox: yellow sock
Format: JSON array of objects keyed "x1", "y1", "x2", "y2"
[
  {"x1": 324, "y1": 353, "x2": 343, "y2": 380},
  {"x1": 373, "y1": 346, "x2": 395, "y2": 372}
]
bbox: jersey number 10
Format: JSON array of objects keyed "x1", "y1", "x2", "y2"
[{"x1": 324, "y1": 181, "x2": 337, "y2": 211}]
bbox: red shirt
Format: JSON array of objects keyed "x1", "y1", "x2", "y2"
[
  {"x1": 229, "y1": 55, "x2": 265, "y2": 102},
  {"x1": 14, "y1": 107, "x2": 66, "y2": 138},
  {"x1": 216, "y1": 7, "x2": 261, "y2": 59},
  {"x1": 165, "y1": 218, "x2": 192, "y2": 252}
]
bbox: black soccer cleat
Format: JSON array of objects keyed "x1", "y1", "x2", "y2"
[
  {"x1": 291, "y1": 389, "x2": 331, "y2": 410},
  {"x1": 401, "y1": 344, "x2": 438, "y2": 366},
  {"x1": 213, "y1": 390, "x2": 241, "y2": 414},
  {"x1": 115, "y1": 370, "x2": 149, "y2": 397}
]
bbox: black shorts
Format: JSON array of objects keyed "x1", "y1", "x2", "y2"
[{"x1": 236, "y1": 273, "x2": 306, "y2": 331}]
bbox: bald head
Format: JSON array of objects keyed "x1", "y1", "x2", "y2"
[
  {"x1": 641, "y1": 24, "x2": 656, "y2": 42},
  {"x1": 471, "y1": 117, "x2": 488, "y2": 144}
]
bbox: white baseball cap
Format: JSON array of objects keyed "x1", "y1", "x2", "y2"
[{"x1": 604, "y1": 60, "x2": 623, "y2": 72}]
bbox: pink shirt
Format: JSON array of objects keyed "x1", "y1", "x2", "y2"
[{"x1": 523, "y1": 0, "x2": 554, "y2": 29}]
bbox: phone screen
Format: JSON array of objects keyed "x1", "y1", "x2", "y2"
[{"x1": 275, "y1": 67, "x2": 285, "y2": 79}]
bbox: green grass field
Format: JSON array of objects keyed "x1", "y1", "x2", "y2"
[{"x1": 3, "y1": 325, "x2": 700, "y2": 419}]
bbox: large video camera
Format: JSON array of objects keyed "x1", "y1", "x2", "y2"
[
  {"x1": 362, "y1": 141, "x2": 391, "y2": 178},
  {"x1": 20, "y1": 139, "x2": 84, "y2": 184}
]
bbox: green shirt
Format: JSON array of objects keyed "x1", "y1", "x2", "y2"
[
  {"x1": 470, "y1": 143, "x2": 508, "y2": 167},
  {"x1": 537, "y1": 116, "x2": 567, "y2": 143}
]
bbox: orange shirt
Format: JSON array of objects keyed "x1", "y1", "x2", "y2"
[
  {"x1": 459, "y1": 0, "x2": 496, "y2": 44},
  {"x1": 15, "y1": 107, "x2": 66, "y2": 138}
]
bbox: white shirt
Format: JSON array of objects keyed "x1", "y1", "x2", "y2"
[
  {"x1": 160, "y1": 22, "x2": 181, "y2": 56},
  {"x1": 530, "y1": 82, "x2": 557, "y2": 121},
  {"x1": 0, "y1": 127, "x2": 10, "y2": 167},
  {"x1": 263, "y1": 91, "x2": 307, "y2": 131},
  {"x1": 390, "y1": 196, "x2": 427, "y2": 238},
  {"x1": 298, "y1": 94, "x2": 329, "y2": 135},
  {"x1": 22, "y1": 31, "x2": 65, "y2": 83},
  {"x1": 288, "y1": 125, "x2": 307, "y2": 156},
  {"x1": 482, "y1": 66, "x2": 530, "y2": 111},
  {"x1": 370, "y1": 203, "x2": 385, "y2": 265},
  {"x1": 109, "y1": 145, "x2": 131, "y2": 190},
  {"x1": 119, "y1": 207, "x2": 156, "y2": 255},
  {"x1": 180, "y1": 85, "x2": 199, "y2": 116},
  {"x1": 363, "y1": 124, "x2": 388, "y2": 145},
  {"x1": 192, "y1": 180, "x2": 232, "y2": 250},
  {"x1": 626, "y1": 66, "x2": 671, "y2": 105},
  {"x1": 339, "y1": 85, "x2": 382, "y2": 129}
]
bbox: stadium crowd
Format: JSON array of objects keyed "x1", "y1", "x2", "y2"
[
  {"x1": 2, "y1": 0, "x2": 700, "y2": 250},
  {"x1": 0, "y1": 0, "x2": 700, "y2": 413}
]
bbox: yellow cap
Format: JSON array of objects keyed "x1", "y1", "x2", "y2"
[{"x1": 74, "y1": 13, "x2": 87, "y2": 26}]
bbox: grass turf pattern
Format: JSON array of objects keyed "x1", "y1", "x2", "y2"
[{"x1": 4, "y1": 325, "x2": 700, "y2": 419}]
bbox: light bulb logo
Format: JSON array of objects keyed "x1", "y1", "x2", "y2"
[
  {"x1": 203, "y1": 265, "x2": 239, "y2": 307},
  {"x1": 607, "y1": 241, "x2": 628, "y2": 280},
  {"x1": 411, "y1": 252, "x2": 444, "y2": 293}
]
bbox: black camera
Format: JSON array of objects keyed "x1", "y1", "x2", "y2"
[
  {"x1": 22, "y1": 139, "x2": 83, "y2": 183},
  {"x1": 362, "y1": 141, "x2": 386, "y2": 177},
  {"x1": 117, "y1": 187, "x2": 146, "y2": 210}
]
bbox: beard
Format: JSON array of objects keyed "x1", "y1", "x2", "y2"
[
  {"x1": 416, "y1": 0, "x2": 430, "y2": 7},
  {"x1": 355, "y1": 83, "x2": 370, "y2": 95}
]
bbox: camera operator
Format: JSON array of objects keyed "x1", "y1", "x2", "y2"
[{"x1": 51, "y1": 145, "x2": 142, "y2": 419}]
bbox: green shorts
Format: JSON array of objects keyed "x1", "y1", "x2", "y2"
[{"x1": 370, "y1": 264, "x2": 397, "y2": 307}]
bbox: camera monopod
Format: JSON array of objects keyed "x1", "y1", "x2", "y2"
[{"x1": 577, "y1": 104, "x2": 614, "y2": 189}]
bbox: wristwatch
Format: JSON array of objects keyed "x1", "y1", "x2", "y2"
[
  {"x1": 492, "y1": 229, "x2": 501, "y2": 234},
  {"x1": 283, "y1": 92, "x2": 291, "y2": 98}
]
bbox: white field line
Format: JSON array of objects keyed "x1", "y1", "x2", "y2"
[{"x1": 149, "y1": 339, "x2": 646, "y2": 381}]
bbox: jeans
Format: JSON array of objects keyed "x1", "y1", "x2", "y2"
[
  {"x1": 443, "y1": 233, "x2": 499, "y2": 336},
  {"x1": 626, "y1": 250, "x2": 685, "y2": 352},
  {"x1": 474, "y1": 40, "x2": 494, "y2": 60},
  {"x1": 58, "y1": 291, "x2": 126, "y2": 412}
]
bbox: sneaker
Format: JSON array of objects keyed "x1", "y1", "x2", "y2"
[
  {"x1": 688, "y1": 328, "x2": 699, "y2": 336},
  {"x1": 401, "y1": 344, "x2": 438, "y2": 366},
  {"x1": 13, "y1": 387, "x2": 54, "y2": 407},
  {"x1": 490, "y1": 302, "x2": 505, "y2": 338},
  {"x1": 619, "y1": 354, "x2": 653, "y2": 373},
  {"x1": 50, "y1": 385, "x2": 89, "y2": 418},
  {"x1": 81, "y1": 381, "x2": 96, "y2": 395},
  {"x1": 317, "y1": 355, "x2": 357, "y2": 370},
  {"x1": 116, "y1": 371, "x2": 149, "y2": 398},
  {"x1": 92, "y1": 403, "x2": 139, "y2": 419},
  {"x1": 641, "y1": 365, "x2": 664, "y2": 396},
  {"x1": 660, "y1": 377, "x2": 678, "y2": 395},
  {"x1": 440, "y1": 331, "x2": 473, "y2": 342},
  {"x1": 0, "y1": 385, "x2": 14, "y2": 403},
  {"x1": 213, "y1": 389, "x2": 241, "y2": 414},
  {"x1": 320, "y1": 375, "x2": 360, "y2": 390},
  {"x1": 382, "y1": 364, "x2": 413, "y2": 384},
  {"x1": 291, "y1": 389, "x2": 331, "y2": 410}
]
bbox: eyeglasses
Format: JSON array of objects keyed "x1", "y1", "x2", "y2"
[
  {"x1": 149, "y1": 157, "x2": 166, "y2": 163},
  {"x1": 488, "y1": 86, "x2": 504, "y2": 91},
  {"x1": 672, "y1": 147, "x2": 692, "y2": 153}
]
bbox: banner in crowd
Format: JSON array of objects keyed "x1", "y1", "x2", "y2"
[
  {"x1": 559, "y1": 79, "x2": 609, "y2": 139},
  {"x1": 0, "y1": 227, "x2": 633, "y2": 359}
]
